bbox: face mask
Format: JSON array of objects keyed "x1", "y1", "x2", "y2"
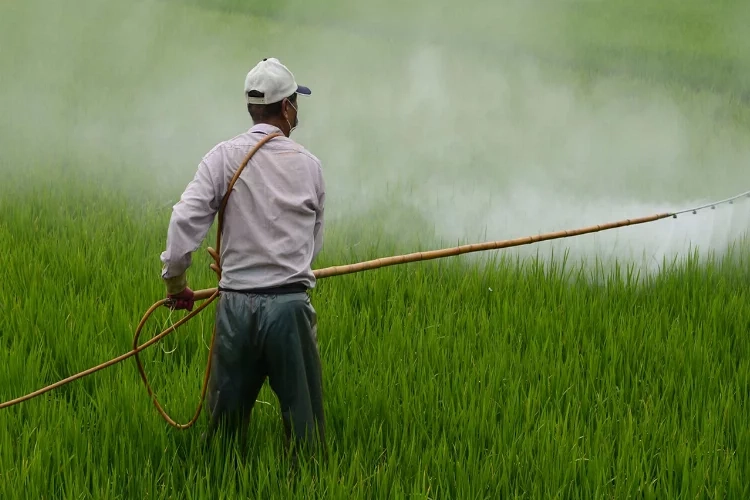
[{"x1": 285, "y1": 99, "x2": 299, "y2": 134}]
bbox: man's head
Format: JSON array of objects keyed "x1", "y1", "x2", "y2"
[{"x1": 244, "y1": 57, "x2": 311, "y2": 137}]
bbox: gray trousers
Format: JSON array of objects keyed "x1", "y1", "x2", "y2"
[{"x1": 203, "y1": 290, "x2": 326, "y2": 460}]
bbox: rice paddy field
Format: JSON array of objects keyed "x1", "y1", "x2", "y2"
[{"x1": 2, "y1": 0, "x2": 750, "y2": 498}]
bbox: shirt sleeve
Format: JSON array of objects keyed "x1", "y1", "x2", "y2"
[
  {"x1": 312, "y1": 163, "x2": 325, "y2": 262},
  {"x1": 160, "y1": 154, "x2": 221, "y2": 293}
]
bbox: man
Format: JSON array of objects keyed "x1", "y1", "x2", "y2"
[{"x1": 159, "y1": 57, "x2": 326, "y2": 461}]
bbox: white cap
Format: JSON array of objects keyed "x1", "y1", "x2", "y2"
[{"x1": 244, "y1": 57, "x2": 311, "y2": 105}]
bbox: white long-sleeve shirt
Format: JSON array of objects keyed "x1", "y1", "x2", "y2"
[{"x1": 160, "y1": 123, "x2": 325, "y2": 293}]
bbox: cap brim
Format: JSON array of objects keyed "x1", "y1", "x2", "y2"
[{"x1": 296, "y1": 85, "x2": 312, "y2": 96}]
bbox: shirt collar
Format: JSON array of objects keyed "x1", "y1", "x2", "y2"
[{"x1": 249, "y1": 123, "x2": 284, "y2": 136}]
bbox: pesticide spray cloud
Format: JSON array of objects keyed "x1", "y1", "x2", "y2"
[
  {"x1": 2, "y1": 0, "x2": 749, "y2": 276},
  {"x1": 287, "y1": 0, "x2": 750, "y2": 274}
]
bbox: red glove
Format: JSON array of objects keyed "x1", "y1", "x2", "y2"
[{"x1": 166, "y1": 287, "x2": 195, "y2": 311}]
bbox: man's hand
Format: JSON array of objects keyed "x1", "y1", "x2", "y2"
[{"x1": 166, "y1": 287, "x2": 195, "y2": 311}]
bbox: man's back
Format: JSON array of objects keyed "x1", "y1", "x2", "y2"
[
  {"x1": 159, "y1": 123, "x2": 325, "y2": 292},
  {"x1": 216, "y1": 124, "x2": 325, "y2": 290}
]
